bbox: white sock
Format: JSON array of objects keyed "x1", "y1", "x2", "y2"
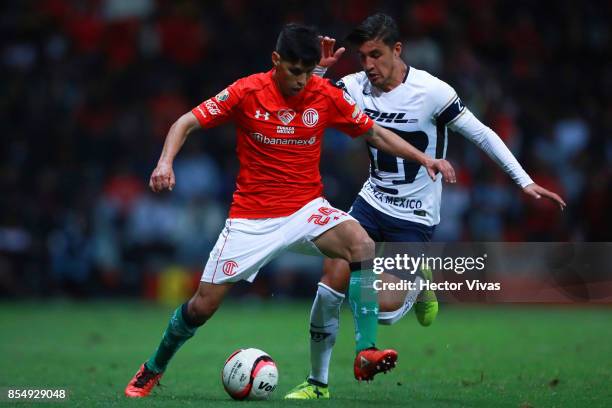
[
  {"x1": 378, "y1": 276, "x2": 422, "y2": 325},
  {"x1": 308, "y1": 282, "x2": 344, "y2": 385}
]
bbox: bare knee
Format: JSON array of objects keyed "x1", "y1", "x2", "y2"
[
  {"x1": 346, "y1": 232, "x2": 375, "y2": 263},
  {"x1": 378, "y1": 298, "x2": 403, "y2": 313},
  {"x1": 313, "y1": 221, "x2": 374, "y2": 263},
  {"x1": 377, "y1": 274, "x2": 408, "y2": 312}
]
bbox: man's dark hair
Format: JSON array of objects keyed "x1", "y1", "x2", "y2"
[
  {"x1": 275, "y1": 23, "x2": 321, "y2": 66},
  {"x1": 346, "y1": 13, "x2": 400, "y2": 47}
]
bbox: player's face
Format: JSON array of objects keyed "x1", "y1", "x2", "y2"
[
  {"x1": 357, "y1": 39, "x2": 402, "y2": 90},
  {"x1": 272, "y1": 52, "x2": 315, "y2": 97}
]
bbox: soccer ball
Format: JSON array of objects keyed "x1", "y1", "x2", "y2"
[{"x1": 222, "y1": 348, "x2": 278, "y2": 400}]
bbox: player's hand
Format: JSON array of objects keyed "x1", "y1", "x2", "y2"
[
  {"x1": 425, "y1": 159, "x2": 456, "y2": 183},
  {"x1": 318, "y1": 36, "x2": 345, "y2": 68},
  {"x1": 523, "y1": 183, "x2": 566, "y2": 210},
  {"x1": 149, "y1": 161, "x2": 176, "y2": 193}
]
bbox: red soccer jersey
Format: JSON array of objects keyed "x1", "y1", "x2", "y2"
[{"x1": 191, "y1": 69, "x2": 373, "y2": 219}]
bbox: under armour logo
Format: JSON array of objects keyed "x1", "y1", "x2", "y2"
[
  {"x1": 360, "y1": 356, "x2": 370, "y2": 368},
  {"x1": 361, "y1": 306, "x2": 378, "y2": 315},
  {"x1": 255, "y1": 110, "x2": 270, "y2": 120}
]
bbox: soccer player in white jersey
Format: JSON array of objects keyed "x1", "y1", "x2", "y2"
[{"x1": 285, "y1": 13, "x2": 566, "y2": 399}]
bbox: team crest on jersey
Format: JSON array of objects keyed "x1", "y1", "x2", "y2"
[
  {"x1": 343, "y1": 91, "x2": 356, "y2": 106},
  {"x1": 277, "y1": 109, "x2": 296, "y2": 125},
  {"x1": 302, "y1": 108, "x2": 319, "y2": 127},
  {"x1": 222, "y1": 260, "x2": 238, "y2": 276},
  {"x1": 215, "y1": 88, "x2": 229, "y2": 102}
]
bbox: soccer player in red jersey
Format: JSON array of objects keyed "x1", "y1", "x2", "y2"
[{"x1": 125, "y1": 23, "x2": 456, "y2": 398}]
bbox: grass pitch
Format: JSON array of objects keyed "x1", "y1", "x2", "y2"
[{"x1": 0, "y1": 301, "x2": 610, "y2": 407}]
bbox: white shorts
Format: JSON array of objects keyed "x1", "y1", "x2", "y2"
[{"x1": 201, "y1": 197, "x2": 355, "y2": 284}]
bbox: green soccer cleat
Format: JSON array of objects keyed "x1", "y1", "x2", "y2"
[
  {"x1": 284, "y1": 380, "x2": 330, "y2": 400},
  {"x1": 414, "y1": 267, "x2": 438, "y2": 327}
]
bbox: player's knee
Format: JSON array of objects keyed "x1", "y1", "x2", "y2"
[
  {"x1": 346, "y1": 233, "x2": 375, "y2": 263},
  {"x1": 379, "y1": 298, "x2": 403, "y2": 313}
]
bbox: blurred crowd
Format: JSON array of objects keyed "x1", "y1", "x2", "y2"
[{"x1": 1, "y1": 0, "x2": 610, "y2": 298}]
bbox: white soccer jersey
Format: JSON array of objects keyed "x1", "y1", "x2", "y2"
[{"x1": 339, "y1": 67, "x2": 465, "y2": 226}]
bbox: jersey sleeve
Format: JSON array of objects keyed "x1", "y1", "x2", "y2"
[
  {"x1": 336, "y1": 74, "x2": 360, "y2": 100},
  {"x1": 326, "y1": 82, "x2": 373, "y2": 138},
  {"x1": 450, "y1": 109, "x2": 534, "y2": 188},
  {"x1": 431, "y1": 78, "x2": 466, "y2": 127},
  {"x1": 191, "y1": 78, "x2": 246, "y2": 129},
  {"x1": 335, "y1": 76, "x2": 349, "y2": 93}
]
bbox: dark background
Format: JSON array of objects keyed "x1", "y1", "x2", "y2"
[{"x1": 1, "y1": 0, "x2": 610, "y2": 299}]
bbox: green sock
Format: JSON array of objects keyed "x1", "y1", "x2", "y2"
[
  {"x1": 146, "y1": 303, "x2": 200, "y2": 373},
  {"x1": 348, "y1": 262, "x2": 378, "y2": 352}
]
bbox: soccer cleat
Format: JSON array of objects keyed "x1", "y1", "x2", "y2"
[
  {"x1": 125, "y1": 363, "x2": 163, "y2": 398},
  {"x1": 284, "y1": 380, "x2": 330, "y2": 400},
  {"x1": 414, "y1": 267, "x2": 438, "y2": 327},
  {"x1": 354, "y1": 348, "x2": 398, "y2": 381}
]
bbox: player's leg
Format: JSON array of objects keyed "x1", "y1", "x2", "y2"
[
  {"x1": 308, "y1": 259, "x2": 347, "y2": 385},
  {"x1": 311, "y1": 220, "x2": 399, "y2": 381},
  {"x1": 285, "y1": 258, "x2": 348, "y2": 399},
  {"x1": 145, "y1": 282, "x2": 233, "y2": 371},
  {"x1": 377, "y1": 218, "x2": 437, "y2": 326},
  {"x1": 287, "y1": 198, "x2": 394, "y2": 396},
  {"x1": 311, "y1": 197, "x2": 383, "y2": 353},
  {"x1": 377, "y1": 270, "x2": 430, "y2": 325},
  {"x1": 311, "y1": 219, "x2": 378, "y2": 348},
  {"x1": 328, "y1": 198, "x2": 397, "y2": 362},
  {"x1": 125, "y1": 282, "x2": 232, "y2": 397},
  {"x1": 284, "y1": 199, "x2": 375, "y2": 397},
  {"x1": 284, "y1": 271, "x2": 344, "y2": 399},
  {"x1": 126, "y1": 217, "x2": 284, "y2": 398}
]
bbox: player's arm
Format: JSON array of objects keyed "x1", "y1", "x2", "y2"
[
  {"x1": 150, "y1": 80, "x2": 242, "y2": 193},
  {"x1": 449, "y1": 109, "x2": 566, "y2": 209},
  {"x1": 149, "y1": 112, "x2": 200, "y2": 193},
  {"x1": 362, "y1": 123, "x2": 456, "y2": 183}
]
